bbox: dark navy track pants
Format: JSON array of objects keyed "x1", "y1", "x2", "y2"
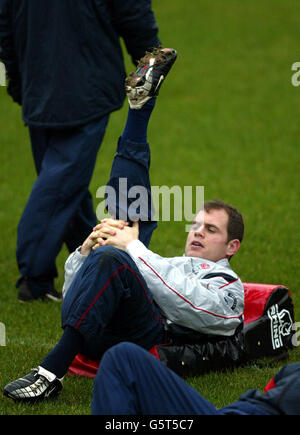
[
  {"x1": 61, "y1": 247, "x2": 165, "y2": 360},
  {"x1": 17, "y1": 116, "x2": 109, "y2": 295},
  {"x1": 91, "y1": 342, "x2": 266, "y2": 415}
]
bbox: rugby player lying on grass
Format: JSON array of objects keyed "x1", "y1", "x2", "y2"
[{"x1": 4, "y1": 48, "x2": 245, "y2": 402}]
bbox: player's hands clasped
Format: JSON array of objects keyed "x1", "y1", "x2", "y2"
[{"x1": 80, "y1": 219, "x2": 139, "y2": 255}]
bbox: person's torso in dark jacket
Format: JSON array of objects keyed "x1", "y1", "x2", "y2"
[{"x1": 7, "y1": 0, "x2": 160, "y2": 127}]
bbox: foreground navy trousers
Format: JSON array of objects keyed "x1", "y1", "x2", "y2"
[
  {"x1": 61, "y1": 137, "x2": 164, "y2": 359},
  {"x1": 91, "y1": 342, "x2": 266, "y2": 415},
  {"x1": 16, "y1": 116, "x2": 109, "y2": 296}
]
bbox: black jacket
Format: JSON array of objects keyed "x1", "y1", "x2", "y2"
[{"x1": 0, "y1": 0, "x2": 160, "y2": 127}]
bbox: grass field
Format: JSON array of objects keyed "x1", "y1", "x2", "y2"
[{"x1": 0, "y1": 0, "x2": 300, "y2": 415}]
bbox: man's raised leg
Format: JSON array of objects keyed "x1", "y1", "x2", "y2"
[{"x1": 105, "y1": 98, "x2": 158, "y2": 246}]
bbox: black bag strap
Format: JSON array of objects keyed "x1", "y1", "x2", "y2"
[{"x1": 203, "y1": 272, "x2": 237, "y2": 283}]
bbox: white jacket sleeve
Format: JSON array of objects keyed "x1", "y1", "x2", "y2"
[
  {"x1": 126, "y1": 240, "x2": 244, "y2": 336},
  {"x1": 62, "y1": 247, "x2": 88, "y2": 298}
]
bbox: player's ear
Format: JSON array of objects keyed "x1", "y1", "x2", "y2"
[{"x1": 226, "y1": 239, "x2": 240, "y2": 257}]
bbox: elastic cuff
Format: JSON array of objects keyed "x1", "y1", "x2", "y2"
[{"x1": 126, "y1": 239, "x2": 148, "y2": 259}]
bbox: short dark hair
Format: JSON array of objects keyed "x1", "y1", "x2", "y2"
[{"x1": 204, "y1": 199, "x2": 244, "y2": 243}]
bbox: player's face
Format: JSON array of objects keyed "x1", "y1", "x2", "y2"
[{"x1": 185, "y1": 208, "x2": 239, "y2": 262}]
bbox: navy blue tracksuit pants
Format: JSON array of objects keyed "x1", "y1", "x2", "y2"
[
  {"x1": 92, "y1": 343, "x2": 300, "y2": 415},
  {"x1": 61, "y1": 136, "x2": 165, "y2": 360},
  {"x1": 91, "y1": 342, "x2": 267, "y2": 415},
  {"x1": 17, "y1": 116, "x2": 109, "y2": 296}
]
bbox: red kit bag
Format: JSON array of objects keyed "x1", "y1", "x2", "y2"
[{"x1": 68, "y1": 282, "x2": 295, "y2": 378}]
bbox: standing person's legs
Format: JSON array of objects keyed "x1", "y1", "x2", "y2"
[
  {"x1": 28, "y1": 130, "x2": 100, "y2": 268},
  {"x1": 62, "y1": 190, "x2": 97, "y2": 253},
  {"x1": 16, "y1": 115, "x2": 109, "y2": 300},
  {"x1": 91, "y1": 342, "x2": 220, "y2": 415}
]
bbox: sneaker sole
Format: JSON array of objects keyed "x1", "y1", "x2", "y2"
[
  {"x1": 125, "y1": 48, "x2": 177, "y2": 109},
  {"x1": 3, "y1": 388, "x2": 61, "y2": 402}
]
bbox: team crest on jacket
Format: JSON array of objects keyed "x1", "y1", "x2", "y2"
[
  {"x1": 267, "y1": 304, "x2": 293, "y2": 350},
  {"x1": 201, "y1": 263, "x2": 210, "y2": 269}
]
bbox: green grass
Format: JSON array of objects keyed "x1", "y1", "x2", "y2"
[{"x1": 0, "y1": 0, "x2": 300, "y2": 414}]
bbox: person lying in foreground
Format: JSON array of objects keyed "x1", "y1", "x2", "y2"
[{"x1": 91, "y1": 342, "x2": 300, "y2": 415}]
